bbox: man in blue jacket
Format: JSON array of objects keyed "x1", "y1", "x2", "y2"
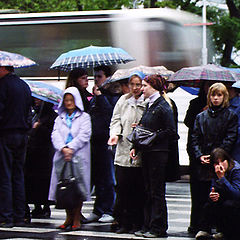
[
  {"x1": 0, "y1": 66, "x2": 32, "y2": 227},
  {"x1": 195, "y1": 148, "x2": 240, "y2": 240},
  {"x1": 84, "y1": 66, "x2": 119, "y2": 223}
]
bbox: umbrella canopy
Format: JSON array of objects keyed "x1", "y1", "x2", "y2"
[
  {"x1": 24, "y1": 80, "x2": 63, "y2": 105},
  {"x1": 232, "y1": 81, "x2": 240, "y2": 89},
  {"x1": 0, "y1": 50, "x2": 36, "y2": 68},
  {"x1": 50, "y1": 46, "x2": 135, "y2": 71},
  {"x1": 109, "y1": 65, "x2": 174, "y2": 83},
  {"x1": 168, "y1": 64, "x2": 240, "y2": 87}
]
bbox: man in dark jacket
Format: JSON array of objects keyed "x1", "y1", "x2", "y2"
[
  {"x1": 0, "y1": 66, "x2": 32, "y2": 227},
  {"x1": 84, "y1": 66, "x2": 119, "y2": 223}
]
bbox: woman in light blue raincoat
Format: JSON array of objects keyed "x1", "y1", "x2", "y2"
[{"x1": 49, "y1": 87, "x2": 91, "y2": 230}]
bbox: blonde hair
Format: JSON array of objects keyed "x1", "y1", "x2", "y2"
[{"x1": 207, "y1": 82, "x2": 229, "y2": 108}]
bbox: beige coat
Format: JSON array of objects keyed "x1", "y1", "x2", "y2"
[{"x1": 109, "y1": 93, "x2": 148, "y2": 167}]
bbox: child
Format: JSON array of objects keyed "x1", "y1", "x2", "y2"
[{"x1": 49, "y1": 87, "x2": 91, "y2": 230}]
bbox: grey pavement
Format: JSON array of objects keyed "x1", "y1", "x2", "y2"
[{"x1": 0, "y1": 181, "x2": 195, "y2": 240}]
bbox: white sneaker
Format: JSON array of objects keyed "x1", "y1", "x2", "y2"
[
  {"x1": 98, "y1": 214, "x2": 114, "y2": 223},
  {"x1": 212, "y1": 232, "x2": 224, "y2": 240},
  {"x1": 195, "y1": 230, "x2": 211, "y2": 240},
  {"x1": 83, "y1": 213, "x2": 100, "y2": 223}
]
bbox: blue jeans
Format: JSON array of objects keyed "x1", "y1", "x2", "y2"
[
  {"x1": 0, "y1": 133, "x2": 28, "y2": 223},
  {"x1": 91, "y1": 140, "x2": 115, "y2": 216}
]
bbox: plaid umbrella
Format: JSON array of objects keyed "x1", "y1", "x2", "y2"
[
  {"x1": 24, "y1": 80, "x2": 63, "y2": 105},
  {"x1": 50, "y1": 46, "x2": 135, "y2": 71},
  {"x1": 0, "y1": 50, "x2": 36, "y2": 68},
  {"x1": 108, "y1": 65, "x2": 174, "y2": 83},
  {"x1": 168, "y1": 64, "x2": 240, "y2": 87}
]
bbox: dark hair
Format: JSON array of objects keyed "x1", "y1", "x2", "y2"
[
  {"x1": 144, "y1": 74, "x2": 167, "y2": 93},
  {"x1": 210, "y1": 148, "x2": 234, "y2": 172},
  {"x1": 94, "y1": 65, "x2": 111, "y2": 77},
  {"x1": 4, "y1": 66, "x2": 14, "y2": 72},
  {"x1": 65, "y1": 68, "x2": 88, "y2": 89}
]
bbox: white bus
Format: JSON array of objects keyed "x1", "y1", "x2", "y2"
[{"x1": 0, "y1": 8, "x2": 205, "y2": 79}]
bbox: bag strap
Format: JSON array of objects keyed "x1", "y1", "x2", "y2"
[{"x1": 60, "y1": 161, "x2": 75, "y2": 179}]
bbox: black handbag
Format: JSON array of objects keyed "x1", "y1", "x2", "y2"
[
  {"x1": 55, "y1": 161, "x2": 82, "y2": 209},
  {"x1": 127, "y1": 125, "x2": 157, "y2": 147}
]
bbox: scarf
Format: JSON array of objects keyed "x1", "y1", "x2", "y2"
[{"x1": 65, "y1": 110, "x2": 77, "y2": 144}]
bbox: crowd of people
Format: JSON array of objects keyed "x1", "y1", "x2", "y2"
[{"x1": 0, "y1": 64, "x2": 240, "y2": 240}]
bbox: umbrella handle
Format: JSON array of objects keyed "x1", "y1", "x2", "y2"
[{"x1": 58, "y1": 69, "x2": 60, "y2": 81}]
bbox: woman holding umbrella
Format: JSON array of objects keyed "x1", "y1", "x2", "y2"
[
  {"x1": 191, "y1": 83, "x2": 238, "y2": 237},
  {"x1": 130, "y1": 74, "x2": 176, "y2": 238}
]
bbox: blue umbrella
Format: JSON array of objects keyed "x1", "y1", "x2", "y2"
[
  {"x1": 50, "y1": 46, "x2": 135, "y2": 71},
  {"x1": 24, "y1": 80, "x2": 63, "y2": 105},
  {"x1": 0, "y1": 50, "x2": 36, "y2": 68},
  {"x1": 180, "y1": 86, "x2": 199, "y2": 95}
]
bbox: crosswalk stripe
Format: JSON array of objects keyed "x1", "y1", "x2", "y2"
[
  {"x1": 60, "y1": 230, "x2": 195, "y2": 240},
  {"x1": 0, "y1": 183, "x2": 194, "y2": 239},
  {"x1": 0, "y1": 227, "x2": 56, "y2": 233}
]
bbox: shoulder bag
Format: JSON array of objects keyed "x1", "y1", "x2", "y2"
[
  {"x1": 127, "y1": 125, "x2": 157, "y2": 147},
  {"x1": 55, "y1": 161, "x2": 82, "y2": 209}
]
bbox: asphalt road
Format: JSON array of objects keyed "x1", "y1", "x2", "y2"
[{"x1": 0, "y1": 181, "x2": 195, "y2": 240}]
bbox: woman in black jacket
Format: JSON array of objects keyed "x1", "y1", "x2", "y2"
[
  {"x1": 184, "y1": 82, "x2": 209, "y2": 233},
  {"x1": 130, "y1": 75, "x2": 176, "y2": 238},
  {"x1": 191, "y1": 82, "x2": 238, "y2": 234}
]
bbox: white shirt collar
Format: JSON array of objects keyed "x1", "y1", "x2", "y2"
[{"x1": 148, "y1": 92, "x2": 160, "y2": 107}]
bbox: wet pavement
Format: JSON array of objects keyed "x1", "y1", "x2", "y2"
[{"x1": 0, "y1": 181, "x2": 195, "y2": 240}]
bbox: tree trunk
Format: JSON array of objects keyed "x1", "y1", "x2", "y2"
[
  {"x1": 221, "y1": 40, "x2": 234, "y2": 66},
  {"x1": 221, "y1": 0, "x2": 239, "y2": 66},
  {"x1": 150, "y1": 0, "x2": 157, "y2": 8},
  {"x1": 226, "y1": 0, "x2": 240, "y2": 18}
]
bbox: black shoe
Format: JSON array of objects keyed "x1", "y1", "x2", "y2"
[
  {"x1": 188, "y1": 225, "x2": 198, "y2": 234},
  {"x1": 116, "y1": 227, "x2": 130, "y2": 234},
  {"x1": 15, "y1": 222, "x2": 26, "y2": 227},
  {"x1": 42, "y1": 207, "x2": 51, "y2": 218},
  {"x1": 110, "y1": 220, "x2": 120, "y2": 232},
  {"x1": 31, "y1": 208, "x2": 44, "y2": 218},
  {"x1": 0, "y1": 222, "x2": 14, "y2": 228}
]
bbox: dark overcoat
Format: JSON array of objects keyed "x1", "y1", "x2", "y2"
[{"x1": 25, "y1": 102, "x2": 57, "y2": 204}]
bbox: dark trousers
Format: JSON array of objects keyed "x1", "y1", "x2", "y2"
[
  {"x1": 189, "y1": 176, "x2": 211, "y2": 231},
  {"x1": 91, "y1": 140, "x2": 115, "y2": 216},
  {"x1": 0, "y1": 133, "x2": 28, "y2": 223},
  {"x1": 199, "y1": 200, "x2": 240, "y2": 239},
  {"x1": 142, "y1": 151, "x2": 168, "y2": 234},
  {"x1": 114, "y1": 165, "x2": 144, "y2": 228}
]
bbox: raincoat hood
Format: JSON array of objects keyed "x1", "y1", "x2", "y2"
[{"x1": 58, "y1": 87, "x2": 84, "y2": 114}]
